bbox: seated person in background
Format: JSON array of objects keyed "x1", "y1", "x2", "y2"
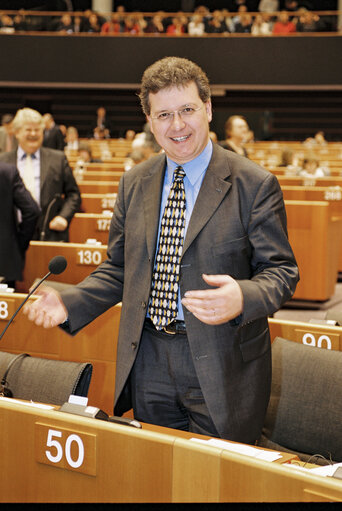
[
  {"x1": 166, "y1": 16, "x2": 187, "y2": 35},
  {"x1": 219, "y1": 115, "x2": 250, "y2": 158},
  {"x1": 93, "y1": 126, "x2": 110, "y2": 140},
  {"x1": 124, "y1": 141, "x2": 157, "y2": 171},
  {"x1": 92, "y1": 106, "x2": 111, "y2": 137},
  {"x1": 278, "y1": 147, "x2": 300, "y2": 174},
  {"x1": 304, "y1": 130, "x2": 328, "y2": 147},
  {"x1": 188, "y1": 14, "x2": 205, "y2": 36},
  {"x1": 76, "y1": 142, "x2": 103, "y2": 165},
  {"x1": 251, "y1": 13, "x2": 272, "y2": 35},
  {"x1": 43, "y1": 113, "x2": 66, "y2": 151},
  {"x1": 298, "y1": 155, "x2": 326, "y2": 178},
  {"x1": 124, "y1": 15, "x2": 142, "y2": 34},
  {"x1": 0, "y1": 108, "x2": 81, "y2": 242},
  {"x1": 124, "y1": 129, "x2": 136, "y2": 141},
  {"x1": 234, "y1": 13, "x2": 253, "y2": 33},
  {"x1": 206, "y1": 10, "x2": 229, "y2": 33},
  {"x1": 0, "y1": 114, "x2": 18, "y2": 153},
  {"x1": 0, "y1": 14, "x2": 15, "y2": 33},
  {"x1": 145, "y1": 13, "x2": 166, "y2": 34},
  {"x1": 101, "y1": 13, "x2": 123, "y2": 33},
  {"x1": 314, "y1": 130, "x2": 327, "y2": 145},
  {"x1": 0, "y1": 162, "x2": 40, "y2": 289},
  {"x1": 55, "y1": 13, "x2": 74, "y2": 33},
  {"x1": 272, "y1": 11, "x2": 296, "y2": 34},
  {"x1": 296, "y1": 8, "x2": 321, "y2": 32},
  {"x1": 87, "y1": 13, "x2": 101, "y2": 33},
  {"x1": 65, "y1": 126, "x2": 79, "y2": 151}
]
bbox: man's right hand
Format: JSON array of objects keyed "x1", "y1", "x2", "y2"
[{"x1": 23, "y1": 285, "x2": 68, "y2": 329}]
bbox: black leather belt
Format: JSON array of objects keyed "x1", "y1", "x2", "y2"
[{"x1": 145, "y1": 317, "x2": 187, "y2": 335}]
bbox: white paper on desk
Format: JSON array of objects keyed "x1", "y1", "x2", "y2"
[
  {"x1": 190, "y1": 437, "x2": 282, "y2": 461},
  {"x1": 309, "y1": 462, "x2": 342, "y2": 477},
  {"x1": 0, "y1": 396, "x2": 54, "y2": 410}
]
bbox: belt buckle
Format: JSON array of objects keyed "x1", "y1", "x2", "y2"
[{"x1": 162, "y1": 322, "x2": 177, "y2": 335}]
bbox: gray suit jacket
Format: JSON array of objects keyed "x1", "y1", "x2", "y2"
[
  {"x1": 0, "y1": 147, "x2": 81, "y2": 241},
  {"x1": 61, "y1": 144, "x2": 299, "y2": 443}
]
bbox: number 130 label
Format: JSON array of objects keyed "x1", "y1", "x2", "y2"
[{"x1": 35, "y1": 423, "x2": 97, "y2": 476}]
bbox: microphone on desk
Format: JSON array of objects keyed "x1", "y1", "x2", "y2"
[
  {"x1": 40, "y1": 193, "x2": 62, "y2": 241},
  {"x1": 0, "y1": 255, "x2": 67, "y2": 342}
]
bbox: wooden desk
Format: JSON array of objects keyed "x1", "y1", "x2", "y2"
[
  {"x1": 75, "y1": 170, "x2": 124, "y2": 181},
  {"x1": 268, "y1": 317, "x2": 342, "y2": 351},
  {"x1": 0, "y1": 292, "x2": 121, "y2": 415},
  {"x1": 80, "y1": 193, "x2": 117, "y2": 214},
  {"x1": 77, "y1": 180, "x2": 119, "y2": 194},
  {"x1": 282, "y1": 186, "x2": 342, "y2": 272},
  {"x1": 3, "y1": 398, "x2": 341, "y2": 503},
  {"x1": 285, "y1": 200, "x2": 342, "y2": 301},
  {"x1": 69, "y1": 213, "x2": 112, "y2": 245},
  {"x1": 17, "y1": 241, "x2": 108, "y2": 293}
]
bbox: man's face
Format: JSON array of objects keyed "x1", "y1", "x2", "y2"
[
  {"x1": 15, "y1": 122, "x2": 44, "y2": 154},
  {"x1": 147, "y1": 81, "x2": 212, "y2": 165}
]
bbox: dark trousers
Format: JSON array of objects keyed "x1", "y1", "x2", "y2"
[{"x1": 130, "y1": 321, "x2": 219, "y2": 437}]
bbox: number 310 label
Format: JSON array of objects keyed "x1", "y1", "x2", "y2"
[{"x1": 35, "y1": 423, "x2": 97, "y2": 476}]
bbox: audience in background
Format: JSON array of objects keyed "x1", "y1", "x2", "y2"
[
  {"x1": 43, "y1": 113, "x2": 66, "y2": 151},
  {"x1": 219, "y1": 115, "x2": 250, "y2": 158},
  {"x1": 65, "y1": 126, "x2": 79, "y2": 151},
  {"x1": 0, "y1": 114, "x2": 18, "y2": 153},
  {"x1": 0, "y1": 4, "x2": 337, "y2": 35},
  {"x1": 251, "y1": 13, "x2": 272, "y2": 34},
  {"x1": 0, "y1": 108, "x2": 81, "y2": 242},
  {"x1": 188, "y1": 14, "x2": 205, "y2": 36},
  {"x1": 145, "y1": 13, "x2": 165, "y2": 34},
  {"x1": 76, "y1": 142, "x2": 102, "y2": 166},
  {"x1": 298, "y1": 155, "x2": 327, "y2": 178},
  {"x1": 101, "y1": 13, "x2": 123, "y2": 33},
  {"x1": 272, "y1": 11, "x2": 296, "y2": 33}
]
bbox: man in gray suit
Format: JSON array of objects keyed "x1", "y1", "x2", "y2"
[
  {"x1": 24, "y1": 57, "x2": 299, "y2": 444},
  {"x1": 0, "y1": 108, "x2": 81, "y2": 242}
]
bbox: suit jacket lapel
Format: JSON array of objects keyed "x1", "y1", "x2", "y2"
[
  {"x1": 141, "y1": 155, "x2": 166, "y2": 261},
  {"x1": 39, "y1": 147, "x2": 49, "y2": 198},
  {"x1": 182, "y1": 145, "x2": 232, "y2": 256}
]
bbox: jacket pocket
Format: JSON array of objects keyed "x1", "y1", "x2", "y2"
[{"x1": 239, "y1": 326, "x2": 270, "y2": 363}]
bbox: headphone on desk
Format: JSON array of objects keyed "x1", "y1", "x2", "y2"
[{"x1": 0, "y1": 354, "x2": 29, "y2": 398}]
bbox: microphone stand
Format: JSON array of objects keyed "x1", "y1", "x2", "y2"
[
  {"x1": 40, "y1": 194, "x2": 60, "y2": 241},
  {"x1": 0, "y1": 271, "x2": 51, "y2": 341}
]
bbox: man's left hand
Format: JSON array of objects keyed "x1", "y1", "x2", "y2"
[
  {"x1": 49, "y1": 215, "x2": 68, "y2": 231},
  {"x1": 181, "y1": 274, "x2": 243, "y2": 325}
]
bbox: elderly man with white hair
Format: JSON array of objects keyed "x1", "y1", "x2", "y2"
[{"x1": 0, "y1": 108, "x2": 81, "y2": 241}]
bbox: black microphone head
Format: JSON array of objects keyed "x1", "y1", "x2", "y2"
[{"x1": 48, "y1": 256, "x2": 67, "y2": 275}]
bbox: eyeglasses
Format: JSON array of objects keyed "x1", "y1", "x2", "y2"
[{"x1": 150, "y1": 105, "x2": 203, "y2": 123}]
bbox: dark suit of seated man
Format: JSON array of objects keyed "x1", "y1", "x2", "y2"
[
  {"x1": 0, "y1": 108, "x2": 81, "y2": 242},
  {"x1": 0, "y1": 162, "x2": 40, "y2": 288}
]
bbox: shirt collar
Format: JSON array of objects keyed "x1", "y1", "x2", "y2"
[
  {"x1": 18, "y1": 146, "x2": 40, "y2": 160},
  {"x1": 166, "y1": 140, "x2": 213, "y2": 186}
]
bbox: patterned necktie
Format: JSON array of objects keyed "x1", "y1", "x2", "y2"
[{"x1": 148, "y1": 166, "x2": 186, "y2": 329}]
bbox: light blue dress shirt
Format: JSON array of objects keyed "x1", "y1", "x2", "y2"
[
  {"x1": 150, "y1": 140, "x2": 213, "y2": 321},
  {"x1": 17, "y1": 146, "x2": 41, "y2": 205}
]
